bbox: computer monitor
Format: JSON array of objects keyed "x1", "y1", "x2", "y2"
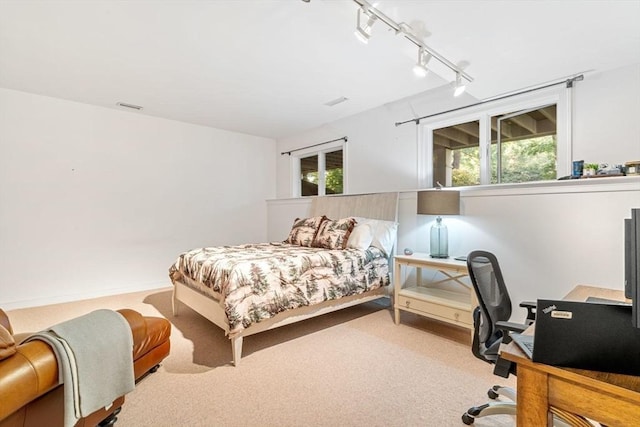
[{"x1": 624, "y1": 208, "x2": 640, "y2": 328}]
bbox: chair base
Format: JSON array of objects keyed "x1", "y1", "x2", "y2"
[
  {"x1": 462, "y1": 401, "x2": 517, "y2": 425},
  {"x1": 488, "y1": 384, "x2": 516, "y2": 401},
  {"x1": 462, "y1": 398, "x2": 592, "y2": 426}
]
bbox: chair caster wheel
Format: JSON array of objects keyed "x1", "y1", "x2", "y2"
[
  {"x1": 462, "y1": 413, "x2": 475, "y2": 425},
  {"x1": 467, "y1": 404, "x2": 487, "y2": 417},
  {"x1": 487, "y1": 389, "x2": 499, "y2": 399}
]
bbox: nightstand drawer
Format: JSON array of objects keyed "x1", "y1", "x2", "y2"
[{"x1": 397, "y1": 294, "x2": 472, "y2": 325}]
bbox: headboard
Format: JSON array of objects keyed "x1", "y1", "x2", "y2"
[{"x1": 309, "y1": 192, "x2": 399, "y2": 222}]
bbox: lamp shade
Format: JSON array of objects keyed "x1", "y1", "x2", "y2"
[{"x1": 417, "y1": 190, "x2": 460, "y2": 215}]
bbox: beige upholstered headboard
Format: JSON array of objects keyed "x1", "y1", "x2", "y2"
[{"x1": 309, "y1": 192, "x2": 399, "y2": 222}]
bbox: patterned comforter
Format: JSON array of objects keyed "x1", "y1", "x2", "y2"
[{"x1": 169, "y1": 242, "x2": 390, "y2": 335}]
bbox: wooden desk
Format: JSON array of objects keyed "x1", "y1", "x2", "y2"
[{"x1": 501, "y1": 285, "x2": 640, "y2": 426}]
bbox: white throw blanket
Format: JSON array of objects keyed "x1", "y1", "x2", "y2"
[{"x1": 25, "y1": 309, "x2": 135, "y2": 427}]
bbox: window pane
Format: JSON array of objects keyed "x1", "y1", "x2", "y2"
[
  {"x1": 300, "y1": 155, "x2": 318, "y2": 196},
  {"x1": 495, "y1": 105, "x2": 557, "y2": 183},
  {"x1": 433, "y1": 120, "x2": 480, "y2": 187},
  {"x1": 325, "y1": 149, "x2": 343, "y2": 195}
]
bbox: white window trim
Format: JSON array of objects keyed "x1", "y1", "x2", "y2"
[
  {"x1": 290, "y1": 139, "x2": 347, "y2": 197},
  {"x1": 418, "y1": 85, "x2": 570, "y2": 188}
]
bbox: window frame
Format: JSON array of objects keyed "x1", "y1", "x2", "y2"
[
  {"x1": 291, "y1": 139, "x2": 347, "y2": 197},
  {"x1": 418, "y1": 86, "x2": 570, "y2": 188}
]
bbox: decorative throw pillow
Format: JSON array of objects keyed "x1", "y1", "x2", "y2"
[
  {"x1": 353, "y1": 217, "x2": 398, "y2": 256},
  {"x1": 313, "y1": 217, "x2": 356, "y2": 250},
  {"x1": 346, "y1": 222, "x2": 375, "y2": 250},
  {"x1": 285, "y1": 216, "x2": 326, "y2": 247}
]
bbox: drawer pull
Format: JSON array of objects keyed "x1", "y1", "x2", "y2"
[{"x1": 405, "y1": 300, "x2": 410, "y2": 307}]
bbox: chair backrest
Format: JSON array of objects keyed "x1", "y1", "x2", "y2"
[{"x1": 467, "y1": 250, "x2": 513, "y2": 357}]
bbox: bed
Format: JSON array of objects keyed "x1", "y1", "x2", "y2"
[{"x1": 170, "y1": 192, "x2": 399, "y2": 366}]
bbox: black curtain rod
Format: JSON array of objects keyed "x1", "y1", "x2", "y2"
[
  {"x1": 395, "y1": 74, "x2": 584, "y2": 127},
  {"x1": 281, "y1": 136, "x2": 348, "y2": 156}
]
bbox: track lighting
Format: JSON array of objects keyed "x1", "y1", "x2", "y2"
[
  {"x1": 351, "y1": 0, "x2": 473, "y2": 95},
  {"x1": 413, "y1": 47, "x2": 432, "y2": 77},
  {"x1": 453, "y1": 72, "x2": 466, "y2": 97},
  {"x1": 354, "y1": 7, "x2": 377, "y2": 44}
]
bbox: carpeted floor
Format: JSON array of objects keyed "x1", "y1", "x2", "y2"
[{"x1": 7, "y1": 288, "x2": 516, "y2": 427}]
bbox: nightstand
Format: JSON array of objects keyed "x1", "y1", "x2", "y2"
[{"x1": 393, "y1": 253, "x2": 476, "y2": 338}]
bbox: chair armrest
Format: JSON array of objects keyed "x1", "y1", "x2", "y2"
[
  {"x1": 496, "y1": 320, "x2": 528, "y2": 334},
  {"x1": 0, "y1": 340, "x2": 59, "y2": 422},
  {"x1": 519, "y1": 300, "x2": 536, "y2": 322},
  {"x1": 495, "y1": 320, "x2": 529, "y2": 344}
]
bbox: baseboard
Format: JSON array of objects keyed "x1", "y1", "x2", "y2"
[{"x1": 2, "y1": 282, "x2": 172, "y2": 311}]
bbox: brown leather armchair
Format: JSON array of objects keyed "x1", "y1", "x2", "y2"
[{"x1": 0, "y1": 308, "x2": 171, "y2": 427}]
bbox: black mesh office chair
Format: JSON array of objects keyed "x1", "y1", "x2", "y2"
[
  {"x1": 461, "y1": 250, "x2": 536, "y2": 425},
  {"x1": 462, "y1": 251, "x2": 596, "y2": 426}
]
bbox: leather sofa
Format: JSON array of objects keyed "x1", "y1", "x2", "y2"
[{"x1": 0, "y1": 308, "x2": 171, "y2": 427}]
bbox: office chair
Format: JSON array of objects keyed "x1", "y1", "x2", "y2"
[
  {"x1": 461, "y1": 251, "x2": 594, "y2": 427},
  {"x1": 461, "y1": 250, "x2": 534, "y2": 425}
]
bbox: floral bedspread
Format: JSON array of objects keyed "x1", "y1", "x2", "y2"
[{"x1": 169, "y1": 242, "x2": 390, "y2": 335}]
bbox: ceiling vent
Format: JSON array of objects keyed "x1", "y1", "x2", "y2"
[
  {"x1": 116, "y1": 102, "x2": 143, "y2": 110},
  {"x1": 324, "y1": 96, "x2": 349, "y2": 107}
]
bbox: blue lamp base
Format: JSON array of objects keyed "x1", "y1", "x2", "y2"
[{"x1": 429, "y1": 216, "x2": 449, "y2": 258}]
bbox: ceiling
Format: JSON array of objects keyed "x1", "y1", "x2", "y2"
[{"x1": 0, "y1": 0, "x2": 638, "y2": 140}]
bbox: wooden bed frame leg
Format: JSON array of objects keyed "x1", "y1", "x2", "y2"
[
  {"x1": 231, "y1": 336, "x2": 243, "y2": 366},
  {"x1": 172, "y1": 288, "x2": 179, "y2": 316}
]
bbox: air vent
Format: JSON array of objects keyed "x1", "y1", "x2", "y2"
[
  {"x1": 116, "y1": 102, "x2": 143, "y2": 110},
  {"x1": 324, "y1": 96, "x2": 349, "y2": 107}
]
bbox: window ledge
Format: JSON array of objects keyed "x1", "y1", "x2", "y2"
[
  {"x1": 456, "y1": 176, "x2": 640, "y2": 197},
  {"x1": 270, "y1": 176, "x2": 639, "y2": 202}
]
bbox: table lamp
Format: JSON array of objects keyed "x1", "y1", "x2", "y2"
[{"x1": 417, "y1": 189, "x2": 460, "y2": 258}]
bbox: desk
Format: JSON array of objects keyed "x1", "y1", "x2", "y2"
[
  {"x1": 501, "y1": 285, "x2": 640, "y2": 426},
  {"x1": 393, "y1": 254, "x2": 474, "y2": 338}
]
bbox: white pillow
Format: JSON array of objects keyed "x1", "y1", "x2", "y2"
[
  {"x1": 346, "y1": 223, "x2": 374, "y2": 250},
  {"x1": 354, "y1": 217, "x2": 398, "y2": 256}
]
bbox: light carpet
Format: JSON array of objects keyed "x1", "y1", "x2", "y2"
[{"x1": 7, "y1": 288, "x2": 516, "y2": 427}]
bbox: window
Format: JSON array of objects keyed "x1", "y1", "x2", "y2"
[
  {"x1": 493, "y1": 104, "x2": 557, "y2": 184},
  {"x1": 433, "y1": 120, "x2": 480, "y2": 187},
  {"x1": 295, "y1": 145, "x2": 345, "y2": 197},
  {"x1": 420, "y1": 88, "x2": 567, "y2": 188},
  {"x1": 300, "y1": 154, "x2": 319, "y2": 196}
]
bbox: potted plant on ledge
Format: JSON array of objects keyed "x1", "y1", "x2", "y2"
[{"x1": 583, "y1": 163, "x2": 599, "y2": 176}]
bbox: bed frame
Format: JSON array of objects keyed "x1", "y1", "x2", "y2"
[{"x1": 172, "y1": 192, "x2": 399, "y2": 366}]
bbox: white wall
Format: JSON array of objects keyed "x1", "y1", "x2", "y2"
[
  {"x1": 573, "y1": 64, "x2": 640, "y2": 165},
  {"x1": 276, "y1": 85, "x2": 474, "y2": 198},
  {"x1": 2, "y1": 64, "x2": 636, "y2": 311},
  {"x1": 0, "y1": 88, "x2": 275, "y2": 309},
  {"x1": 276, "y1": 64, "x2": 640, "y2": 198},
  {"x1": 272, "y1": 63, "x2": 640, "y2": 322}
]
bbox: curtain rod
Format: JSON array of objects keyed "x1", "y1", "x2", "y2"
[
  {"x1": 395, "y1": 74, "x2": 584, "y2": 127},
  {"x1": 281, "y1": 136, "x2": 348, "y2": 156}
]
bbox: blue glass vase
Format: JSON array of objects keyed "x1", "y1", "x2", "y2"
[{"x1": 430, "y1": 216, "x2": 448, "y2": 258}]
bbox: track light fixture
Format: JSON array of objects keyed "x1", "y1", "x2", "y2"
[
  {"x1": 354, "y1": 6, "x2": 377, "y2": 44},
  {"x1": 351, "y1": 0, "x2": 473, "y2": 94},
  {"x1": 453, "y1": 72, "x2": 466, "y2": 97},
  {"x1": 413, "y1": 47, "x2": 432, "y2": 78}
]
